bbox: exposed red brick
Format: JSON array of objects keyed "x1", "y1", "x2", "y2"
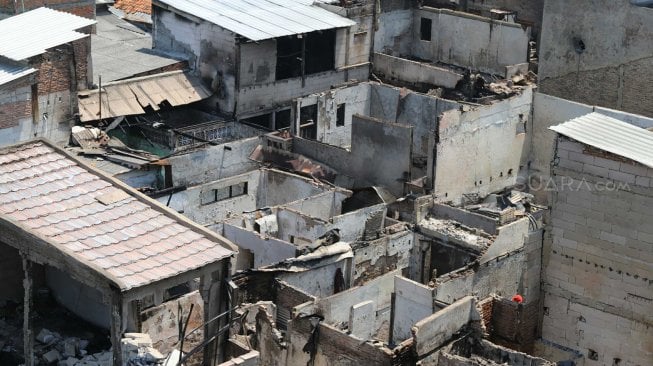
[{"x1": 0, "y1": 99, "x2": 31, "y2": 129}]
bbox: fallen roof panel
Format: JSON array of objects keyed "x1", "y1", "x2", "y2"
[
  {"x1": 0, "y1": 7, "x2": 96, "y2": 61},
  {"x1": 78, "y1": 71, "x2": 211, "y2": 122},
  {"x1": 155, "y1": 0, "x2": 355, "y2": 41},
  {"x1": 550, "y1": 112, "x2": 653, "y2": 168},
  {"x1": 0, "y1": 140, "x2": 234, "y2": 292}
]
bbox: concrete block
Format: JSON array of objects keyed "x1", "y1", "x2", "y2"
[
  {"x1": 600, "y1": 231, "x2": 626, "y2": 245},
  {"x1": 583, "y1": 163, "x2": 609, "y2": 177},
  {"x1": 619, "y1": 162, "x2": 649, "y2": 176},
  {"x1": 635, "y1": 177, "x2": 651, "y2": 187},
  {"x1": 608, "y1": 170, "x2": 636, "y2": 184},
  {"x1": 349, "y1": 300, "x2": 376, "y2": 340},
  {"x1": 43, "y1": 349, "x2": 61, "y2": 363},
  {"x1": 558, "y1": 158, "x2": 583, "y2": 171},
  {"x1": 592, "y1": 156, "x2": 621, "y2": 170},
  {"x1": 569, "y1": 151, "x2": 595, "y2": 164}
]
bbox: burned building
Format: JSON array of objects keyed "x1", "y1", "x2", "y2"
[
  {"x1": 0, "y1": 140, "x2": 236, "y2": 366},
  {"x1": 0, "y1": 8, "x2": 95, "y2": 146},
  {"x1": 151, "y1": 0, "x2": 372, "y2": 126},
  {"x1": 0, "y1": 0, "x2": 651, "y2": 365}
]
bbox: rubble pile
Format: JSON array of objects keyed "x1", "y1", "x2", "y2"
[
  {"x1": 27, "y1": 329, "x2": 170, "y2": 366},
  {"x1": 32, "y1": 328, "x2": 110, "y2": 366}
]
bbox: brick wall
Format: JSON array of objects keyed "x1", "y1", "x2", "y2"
[
  {"x1": 114, "y1": 0, "x2": 151, "y2": 15},
  {"x1": 0, "y1": 0, "x2": 95, "y2": 19},
  {"x1": 0, "y1": 78, "x2": 34, "y2": 130},
  {"x1": 28, "y1": 38, "x2": 90, "y2": 126},
  {"x1": 490, "y1": 298, "x2": 540, "y2": 353},
  {"x1": 476, "y1": 296, "x2": 494, "y2": 335},
  {"x1": 542, "y1": 137, "x2": 653, "y2": 365},
  {"x1": 32, "y1": 38, "x2": 90, "y2": 96}
]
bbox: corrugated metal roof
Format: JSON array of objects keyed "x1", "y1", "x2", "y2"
[
  {"x1": 78, "y1": 71, "x2": 211, "y2": 122},
  {"x1": 550, "y1": 112, "x2": 653, "y2": 168},
  {"x1": 0, "y1": 141, "x2": 234, "y2": 291},
  {"x1": 156, "y1": 0, "x2": 356, "y2": 41},
  {"x1": 0, "y1": 59, "x2": 36, "y2": 86},
  {"x1": 0, "y1": 7, "x2": 96, "y2": 61}
]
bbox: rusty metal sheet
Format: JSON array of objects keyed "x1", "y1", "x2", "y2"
[{"x1": 78, "y1": 71, "x2": 211, "y2": 122}]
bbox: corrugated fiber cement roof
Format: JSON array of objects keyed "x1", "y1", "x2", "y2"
[
  {"x1": 550, "y1": 112, "x2": 653, "y2": 168},
  {"x1": 0, "y1": 7, "x2": 96, "y2": 61},
  {"x1": 156, "y1": 0, "x2": 356, "y2": 41}
]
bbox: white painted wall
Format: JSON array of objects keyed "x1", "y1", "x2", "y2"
[
  {"x1": 159, "y1": 170, "x2": 260, "y2": 225},
  {"x1": 393, "y1": 276, "x2": 434, "y2": 342},
  {"x1": 412, "y1": 8, "x2": 530, "y2": 75},
  {"x1": 167, "y1": 137, "x2": 260, "y2": 187},
  {"x1": 222, "y1": 223, "x2": 297, "y2": 268},
  {"x1": 295, "y1": 82, "x2": 371, "y2": 148},
  {"x1": 435, "y1": 87, "x2": 533, "y2": 203},
  {"x1": 45, "y1": 266, "x2": 111, "y2": 329}
]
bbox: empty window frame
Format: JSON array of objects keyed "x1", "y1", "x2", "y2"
[
  {"x1": 201, "y1": 182, "x2": 248, "y2": 205},
  {"x1": 420, "y1": 17, "x2": 432, "y2": 41},
  {"x1": 336, "y1": 104, "x2": 345, "y2": 127},
  {"x1": 276, "y1": 30, "x2": 336, "y2": 81}
]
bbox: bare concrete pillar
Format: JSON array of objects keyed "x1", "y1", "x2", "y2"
[
  {"x1": 22, "y1": 255, "x2": 34, "y2": 366},
  {"x1": 110, "y1": 289, "x2": 123, "y2": 366},
  {"x1": 200, "y1": 266, "x2": 226, "y2": 366}
]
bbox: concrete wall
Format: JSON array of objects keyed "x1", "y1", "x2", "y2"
[
  {"x1": 282, "y1": 191, "x2": 347, "y2": 221},
  {"x1": 435, "y1": 87, "x2": 532, "y2": 203},
  {"x1": 237, "y1": 65, "x2": 369, "y2": 117},
  {"x1": 294, "y1": 114, "x2": 413, "y2": 196},
  {"x1": 314, "y1": 269, "x2": 399, "y2": 329},
  {"x1": 538, "y1": 0, "x2": 653, "y2": 117},
  {"x1": 259, "y1": 170, "x2": 338, "y2": 208},
  {"x1": 221, "y1": 223, "x2": 297, "y2": 269},
  {"x1": 275, "y1": 208, "x2": 329, "y2": 245},
  {"x1": 332, "y1": 203, "x2": 386, "y2": 242},
  {"x1": 372, "y1": 52, "x2": 463, "y2": 89},
  {"x1": 542, "y1": 138, "x2": 653, "y2": 365},
  {"x1": 480, "y1": 218, "x2": 530, "y2": 262},
  {"x1": 393, "y1": 276, "x2": 435, "y2": 342},
  {"x1": 45, "y1": 266, "x2": 111, "y2": 329},
  {"x1": 277, "y1": 258, "x2": 353, "y2": 299},
  {"x1": 153, "y1": 8, "x2": 237, "y2": 114},
  {"x1": 318, "y1": 3, "x2": 374, "y2": 67},
  {"x1": 294, "y1": 82, "x2": 371, "y2": 148},
  {"x1": 239, "y1": 40, "x2": 276, "y2": 88},
  {"x1": 374, "y1": 9, "x2": 413, "y2": 55},
  {"x1": 412, "y1": 296, "x2": 478, "y2": 356},
  {"x1": 0, "y1": 242, "x2": 24, "y2": 302},
  {"x1": 140, "y1": 291, "x2": 204, "y2": 354},
  {"x1": 166, "y1": 136, "x2": 260, "y2": 187},
  {"x1": 352, "y1": 229, "x2": 413, "y2": 285},
  {"x1": 424, "y1": 0, "x2": 545, "y2": 38},
  {"x1": 434, "y1": 250, "x2": 526, "y2": 305},
  {"x1": 160, "y1": 170, "x2": 260, "y2": 225},
  {"x1": 412, "y1": 8, "x2": 530, "y2": 75},
  {"x1": 0, "y1": 79, "x2": 37, "y2": 147}
]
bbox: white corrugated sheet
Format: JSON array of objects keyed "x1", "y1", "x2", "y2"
[
  {"x1": 0, "y1": 60, "x2": 36, "y2": 86},
  {"x1": 0, "y1": 7, "x2": 96, "y2": 61},
  {"x1": 156, "y1": 0, "x2": 356, "y2": 41},
  {"x1": 550, "y1": 112, "x2": 653, "y2": 168}
]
